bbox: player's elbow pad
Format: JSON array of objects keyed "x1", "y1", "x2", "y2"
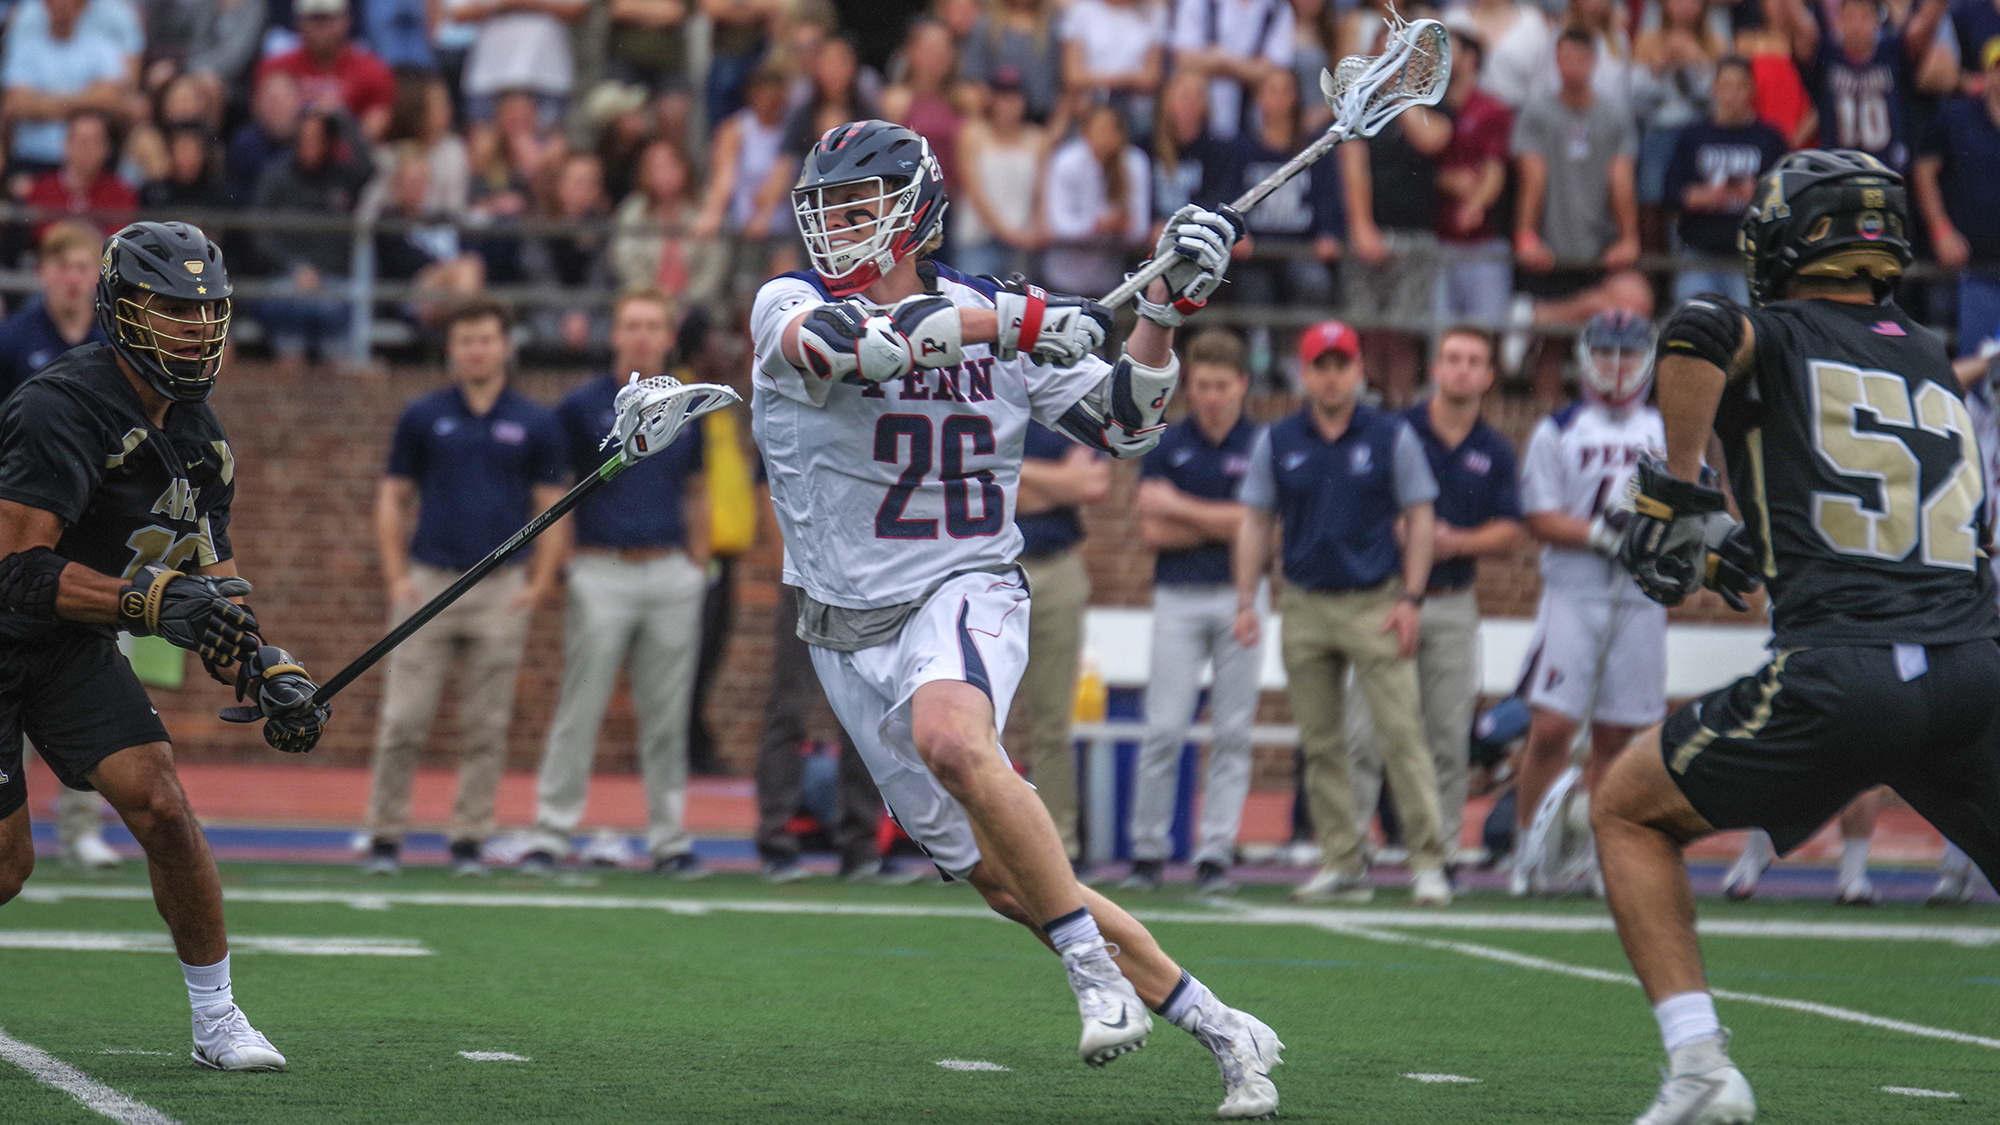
[
  {"x1": 0, "y1": 546, "x2": 66, "y2": 620},
  {"x1": 1054, "y1": 350, "x2": 1179, "y2": 459},
  {"x1": 1660, "y1": 295, "x2": 1746, "y2": 373}
]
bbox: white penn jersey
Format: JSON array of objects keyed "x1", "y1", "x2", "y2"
[
  {"x1": 1520, "y1": 400, "x2": 1666, "y2": 596},
  {"x1": 751, "y1": 266, "x2": 1108, "y2": 610}
]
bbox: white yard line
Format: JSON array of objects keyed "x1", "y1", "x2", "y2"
[
  {"x1": 457, "y1": 1051, "x2": 530, "y2": 1062},
  {"x1": 936, "y1": 1059, "x2": 1011, "y2": 1072},
  {"x1": 0, "y1": 1029, "x2": 181, "y2": 1125},
  {"x1": 1403, "y1": 1073, "x2": 1481, "y2": 1083},
  {"x1": 0, "y1": 931, "x2": 430, "y2": 957},
  {"x1": 1321, "y1": 922, "x2": 2000, "y2": 1052},
  {"x1": 1881, "y1": 1086, "x2": 1961, "y2": 1098},
  {"x1": 20, "y1": 884, "x2": 2000, "y2": 1052}
]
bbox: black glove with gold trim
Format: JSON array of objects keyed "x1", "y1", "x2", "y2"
[
  {"x1": 1616, "y1": 457, "x2": 1727, "y2": 607},
  {"x1": 116, "y1": 562, "x2": 259, "y2": 673},
  {"x1": 220, "y1": 645, "x2": 330, "y2": 753}
]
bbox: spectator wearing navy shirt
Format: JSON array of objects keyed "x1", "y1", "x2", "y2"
[
  {"x1": 1344, "y1": 327, "x2": 1523, "y2": 875},
  {"x1": 1663, "y1": 56, "x2": 1787, "y2": 304},
  {"x1": 1002, "y1": 420, "x2": 1110, "y2": 867},
  {"x1": 1915, "y1": 40, "x2": 2000, "y2": 355},
  {"x1": 365, "y1": 298, "x2": 568, "y2": 877},
  {"x1": 1125, "y1": 330, "x2": 1263, "y2": 895},
  {"x1": 1773, "y1": 0, "x2": 1954, "y2": 172},
  {"x1": 1233, "y1": 320, "x2": 1452, "y2": 907},
  {"x1": 521, "y1": 292, "x2": 711, "y2": 878},
  {"x1": 0, "y1": 221, "x2": 108, "y2": 403}
]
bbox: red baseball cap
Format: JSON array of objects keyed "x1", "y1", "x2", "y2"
[{"x1": 1297, "y1": 320, "x2": 1360, "y2": 365}]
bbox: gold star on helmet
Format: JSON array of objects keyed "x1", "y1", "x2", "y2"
[{"x1": 196, "y1": 286, "x2": 207, "y2": 295}]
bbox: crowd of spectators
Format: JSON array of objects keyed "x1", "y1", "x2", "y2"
[{"x1": 0, "y1": 0, "x2": 1992, "y2": 384}]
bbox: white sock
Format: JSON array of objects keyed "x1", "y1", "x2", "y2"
[
  {"x1": 1156, "y1": 971, "x2": 1218, "y2": 1033},
  {"x1": 183, "y1": 954, "x2": 232, "y2": 1015},
  {"x1": 1042, "y1": 907, "x2": 1102, "y2": 953},
  {"x1": 1839, "y1": 837, "x2": 1871, "y2": 885},
  {"x1": 1654, "y1": 991, "x2": 1721, "y2": 1056}
]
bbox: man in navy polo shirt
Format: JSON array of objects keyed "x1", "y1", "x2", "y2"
[
  {"x1": 1004, "y1": 420, "x2": 1110, "y2": 868},
  {"x1": 1346, "y1": 326, "x2": 1522, "y2": 876},
  {"x1": 365, "y1": 298, "x2": 568, "y2": 876},
  {"x1": 1915, "y1": 40, "x2": 2000, "y2": 356},
  {"x1": 0, "y1": 220, "x2": 108, "y2": 402},
  {"x1": 1233, "y1": 319, "x2": 1449, "y2": 906},
  {"x1": 1125, "y1": 329, "x2": 1263, "y2": 895},
  {"x1": 520, "y1": 291, "x2": 710, "y2": 878}
]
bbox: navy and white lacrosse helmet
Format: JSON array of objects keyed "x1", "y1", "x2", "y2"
[
  {"x1": 791, "y1": 120, "x2": 948, "y2": 297},
  {"x1": 1576, "y1": 308, "x2": 1657, "y2": 412}
]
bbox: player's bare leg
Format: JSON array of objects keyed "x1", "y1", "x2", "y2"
[
  {"x1": 90, "y1": 743, "x2": 286, "y2": 1072},
  {"x1": 0, "y1": 803, "x2": 33, "y2": 903},
  {"x1": 1833, "y1": 787, "x2": 1885, "y2": 904},
  {"x1": 1593, "y1": 727, "x2": 1754, "y2": 1124}
]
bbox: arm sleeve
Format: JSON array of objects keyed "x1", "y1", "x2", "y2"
[
  {"x1": 386, "y1": 405, "x2": 425, "y2": 480},
  {"x1": 1237, "y1": 427, "x2": 1277, "y2": 509},
  {"x1": 1518, "y1": 419, "x2": 1565, "y2": 514},
  {"x1": 0, "y1": 384, "x2": 104, "y2": 525},
  {"x1": 749, "y1": 275, "x2": 835, "y2": 407},
  {"x1": 1391, "y1": 422, "x2": 1439, "y2": 508}
]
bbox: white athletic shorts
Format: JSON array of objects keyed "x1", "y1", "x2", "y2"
[
  {"x1": 1521, "y1": 586, "x2": 1668, "y2": 727},
  {"x1": 807, "y1": 569, "x2": 1031, "y2": 879}
]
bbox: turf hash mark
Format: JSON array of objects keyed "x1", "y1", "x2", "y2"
[
  {"x1": 1881, "y1": 1086, "x2": 1962, "y2": 1098},
  {"x1": 458, "y1": 1052, "x2": 532, "y2": 1062},
  {"x1": 0, "y1": 1029, "x2": 181, "y2": 1125},
  {"x1": 1403, "y1": 1073, "x2": 1481, "y2": 1083},
  {"x1": 936, "y1": 1060, "x2": 1011, "y2": 1072},
  {"x1": 0, "y1": 930, "x2": 432, "y2": 957}
]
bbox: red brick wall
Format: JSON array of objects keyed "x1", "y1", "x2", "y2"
[{"x1": 153, "y1": 365, "x2": 1754, "y2": 780}]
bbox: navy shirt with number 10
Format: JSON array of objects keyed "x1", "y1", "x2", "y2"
[{"x1": 1140, "y1": 415, "x2": 1259, "y2": 585}]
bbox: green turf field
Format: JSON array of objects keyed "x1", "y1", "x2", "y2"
[{"x1": 3, "y1": 863, "x2": 1996, "y2": 1123}]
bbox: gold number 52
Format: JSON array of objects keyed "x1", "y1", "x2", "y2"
[{"x1": 1808, "y1": 359, "x2": 1983, "y2": 570}]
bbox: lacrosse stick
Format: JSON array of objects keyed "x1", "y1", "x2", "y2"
[
  {"x1": 1098, "y1": 12, "x2": 1450, "y2": 310},
  {"x1": 309, "y1": 374, "x2": 740, "y2": 705}
]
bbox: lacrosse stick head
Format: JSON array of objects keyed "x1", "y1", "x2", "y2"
[
  {"x1": 1321, "y1": 15, "x2": 1450, "y2": 139},
  {"x1": 603, "y1": 372, "x2": 741, "y2": 462}
]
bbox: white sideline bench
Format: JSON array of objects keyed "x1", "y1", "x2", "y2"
[{"x1": 1068, "y1": 608, "x2": 1774, "y2": 863}]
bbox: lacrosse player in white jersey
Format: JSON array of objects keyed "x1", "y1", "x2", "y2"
[
  {"x1": 749, "y1": 119, "x2": 1283, "y2": 1119},
  {"x1": 1512, "y1": 310, "x2": 1670, "y2": 895}
]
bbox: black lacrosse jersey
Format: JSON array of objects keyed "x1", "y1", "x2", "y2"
[
  {"x1": 0, "y1": 344, "x2": 235, "y2": 641},
  {"x1": 1712, "y1": 298, "x2": 2000, "y2": 647}
]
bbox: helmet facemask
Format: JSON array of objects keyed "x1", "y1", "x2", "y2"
[
  {"x1": 794, "y1": 173, "x2": 934, "y2": 297},
  {"x1": 112, "y1": 289, "x2": 231, "y2": 403},
  {"x1": 1576, "y1": 312, "x2": 1657, "y2": 413}
]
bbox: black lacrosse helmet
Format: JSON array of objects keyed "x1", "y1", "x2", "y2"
[
  {"x1": 96, "y1": 220, "x2": 233, "y2": 403},
  {"x1": 792, "y1": 120, "x2": 948, "y2": 296},
  {"x1": 1739, "y1": 148, "x2": 1911, "y2": 307}
]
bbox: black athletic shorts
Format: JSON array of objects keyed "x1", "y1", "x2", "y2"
[
  {"x1": 0, "y1": 627, "x2": 171, "y2": 820},
  {"x1": 1662, "y1": 640, "x2": 2000, "y2": 880}
]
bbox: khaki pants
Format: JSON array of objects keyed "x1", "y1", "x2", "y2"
[
  {"x1": 1345, "y1": 587, "x2": 1479, "y2": 857},
  {"x1": 528, "y1": 552, "x2": 705, "y2": 860},
  {"x1": 1280, "y1": 580, "x2": 1446, "y2": 876},
  {"x1": 1007, "y1": 548, "x2": 1089, "y2": 860},
  {"x1": 366, "y1": 562, "x2": 532, "y2": 844}
]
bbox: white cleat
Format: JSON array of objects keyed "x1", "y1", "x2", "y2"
[
  {"x1": 191, "y1": 1004, "x2": 287, "y2": 1072},
  {"x1": 1411, "y1": 868, "x2": 1452, "y2": 907},
  {"x1": 66, "y1": 832, "x2": 122, "y2": 869},
  {"x1": 1190, "y1": 1005, "x2": 1284, "y2": 1120},
  {"x1": 1927, "y1": 868, "x2": 1975, "y2": 905},
  {"x1": 1633, "y1": 1035, "x2": 1754, "y2": 1125},
  {"x1": 1060, "y1": 939, "x2": 1150, "y2": 1067},
  {"x1": 1721, "y1": 835, "x2": 1771, "y2": 901},
  {"x1": 1632, "y1": 1064, "x2": 1755, "y2": 1125},
  {"x1": 1834, "y1": 875, "x2": 1877, "y2": 906}
]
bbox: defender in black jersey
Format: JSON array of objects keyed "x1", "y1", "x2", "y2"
[
  {"x1": 1591, "y1": 150, "x2": 2000, "y2": 1125},
  {"x1": 0, "y1": 222, "x2": 331, "y2": 1073}
]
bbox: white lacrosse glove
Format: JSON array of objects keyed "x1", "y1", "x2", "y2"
[
  {"x1": 796, "y1": 299, "x2": 918, "y2": 385},
  {"x1": 1134, "y1": 205, "x2": 1240, "y2": 327},
  {"x1": 886, "y1": 293, "x2": 966, "y2": 369},
  {"x1": 606, "y1": 373, "x2": 741, "y2": 461},
  {"x1": 993, "y1": 281, "x2": 1113, "y2": 366}
]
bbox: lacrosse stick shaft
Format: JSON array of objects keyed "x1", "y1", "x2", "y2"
[{"x1": 311, "y1": 452, "x2": 630, "y2": 705}]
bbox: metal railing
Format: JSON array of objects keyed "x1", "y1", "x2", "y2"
[{"x1": 0, "y1": 203, "x2": 1968, "y2": 368}]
